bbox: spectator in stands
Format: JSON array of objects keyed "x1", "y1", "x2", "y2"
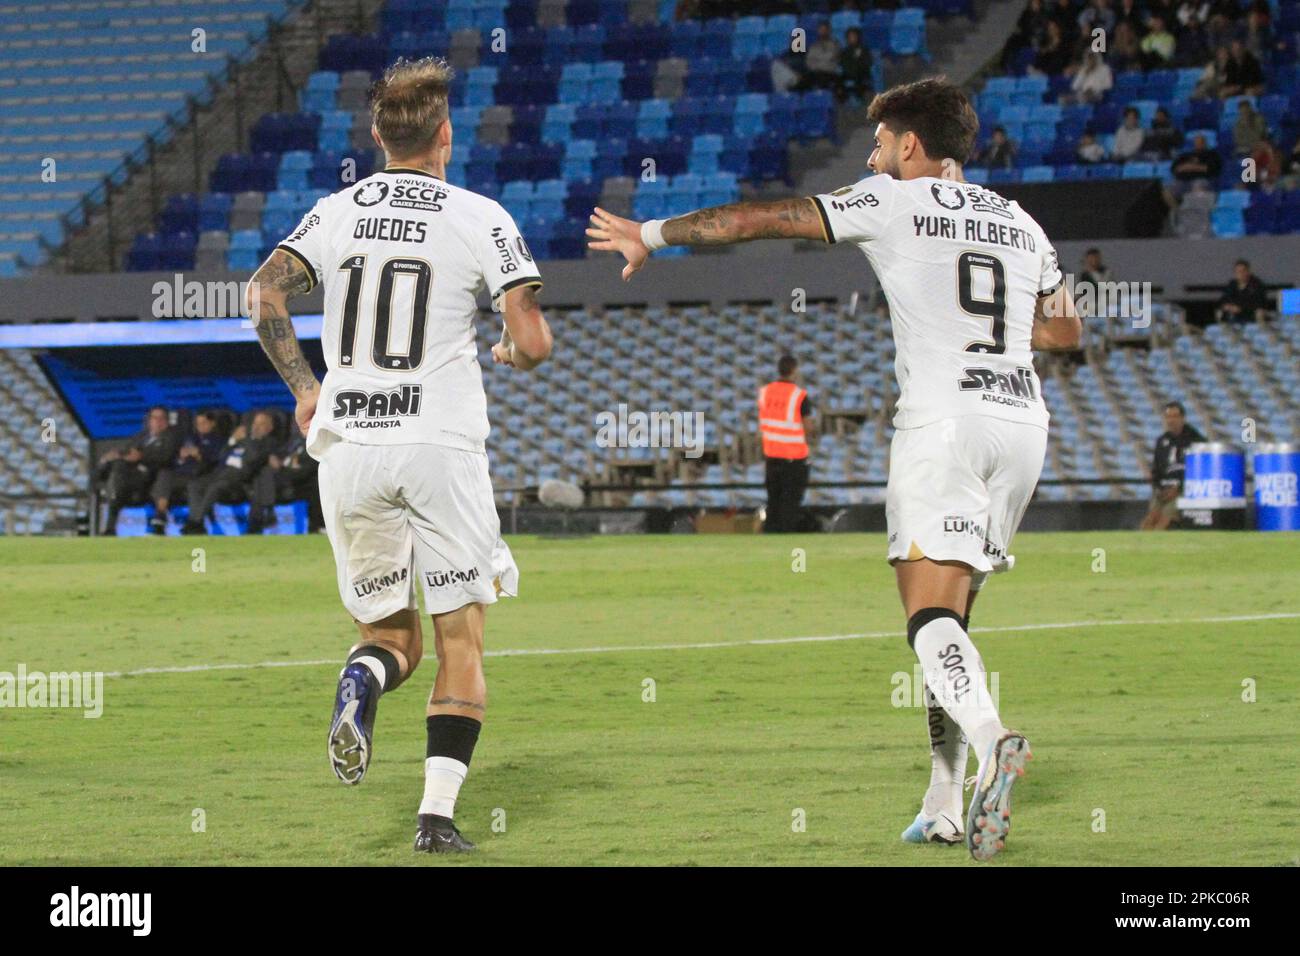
[
  {"x1": 1003, "y1": 0, "x2": 1050, "y2": 71},
  {"x1": 798, "y1": 21, "x2": 841, "y2": 93},
  {"x1": 259, "y1": 429, "x2": 323, "y2": 533},
  {"x1": 1032, "y1": 19, "x2": 1072, "y2": 76},
  {"x1": 1203, "y1": 2, "x2": 1240, "y2": 48},
  {"x1": 148, "y1": 410, "x2": 224, "y2": 535},
  {"x1": 1222, "y1": 38, "x2": 1265, "y2": 96},
  {"x1": 1113, "y1": 107, "x2": 1146, "y2": 161},
  {"x1": 1048, "y1": 0, "x2": 1081, "y2": 49},
  {"x1": 758, "y1": 355, "x2": 813, "y2": 534},
  {"x1": 1079, "y1": 247, "x2": 1110, "y2": 291},
  {"x1": 98, "y1": 405, "x2": 179, "y2": 535},
  {"x1": 1141, "y1": 401, "x2": 1206, "y2": 531},
  {"x1": 1140, "y1": 15, "x2": 1178, "y2": 68},
  {"x1": 1115, "y1": 0, "x2": 1144, "y2": 33},
  {"x1": 1171, "y1": 0, "x2": 1211, "y2": 64},
  {"x1": 1175, "y1": 0, "x2": 1210, "y2": 31},
  {"x1": 770, "y1": 53, "x2": 801, "y2": 94},
  {"x1": 1077, "y1": 130, "x2": 1107, "y2": 163},
  {"x1": 180, "y1": 410, "x2": 278, "y2": 535},
  {"x1": 1249, "y1": 136, "x2": 1282, "y2": 189},
  {"x1": 1068, "y1": 49, "x2": 1113, "y2": 103},
  {"x1": 1108, "y1": 20, "x2": 1144, "y2": 72},
  {"x1": 1216, "y1": 259, "x2": 1270, "y2": 323},
  {"x1": 838, "y1": 27, "x2": 873, "y2": 103},
  {"x1": 1077, "y1": 0, "x2": 1116, "y2": 38},
  {"x1": 1142, "y1": 106, "x2": 1184, "y2": 159},
  {"x1": 1243, "y1": 3, "x2": 1274, "y2": 60},
  {"x1": 1171, "y1": 133, "x2": 1222, "y2": 185},
  {"x1": 978, "y1": 126, "x2": 1017, "y2": 170},
  {"x1": 1193, "y1": 46, "x2": 1232, "y2": 98},
  {"x1": 1231, "y1": 99, "x2": 1268, "y2": 157}
]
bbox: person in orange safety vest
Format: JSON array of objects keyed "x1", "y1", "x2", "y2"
[{"x1": 757, "y1": 354, "x2": 814, "y2": 533}]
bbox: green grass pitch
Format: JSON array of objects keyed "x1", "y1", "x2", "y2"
[{"x1": 1, "y1": 530, "x2": 1297, "y2": 866}]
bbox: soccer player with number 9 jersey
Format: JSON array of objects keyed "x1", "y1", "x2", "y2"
[{"x1": 587, "y1": 77, "x2": 1082, "y2": 861}]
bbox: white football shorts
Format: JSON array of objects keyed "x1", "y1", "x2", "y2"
[
  {"x1": 317, "y1": 437, "x2": 519, "y2": 622},
  {"x1": 885, "y1": 415, "x2": 1047, "y2": 584}
]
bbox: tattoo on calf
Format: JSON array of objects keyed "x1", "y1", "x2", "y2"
[{"x1": 428, "y1": 696, "x2": 486, "y2": 712}]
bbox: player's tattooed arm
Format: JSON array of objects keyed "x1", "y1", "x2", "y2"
[
  {"x1": 249, "y1": 249, "x2": 321, "y2": 437},
  {"x1": 661, "y1": 197, "x2": 827, "y2": 245},
  {"x1": 588, "y1": 200, "x2": 826, "y2": 280},
  {"x1": 255, "y1": 246, "x2": 313, "y2": 298},
  {"x1": 256, "y1": 303, "x2": 319, "y2": 396},
  {"x1": 248, "y1": 249, "x2": 320, "y2": 399}
]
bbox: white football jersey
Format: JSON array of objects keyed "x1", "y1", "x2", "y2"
[
  {"x1": 277, "y1": 167, "x2": 542, "y2": 458},
  {"x1": 812, "y1": 174, "x2": 1062, "y2": 430}
]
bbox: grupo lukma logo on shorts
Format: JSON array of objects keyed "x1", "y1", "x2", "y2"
[
  {"x1": 352, "y1": 567, "x2": 408, "y2": 599},
  {"x1": 941, "y1": 514, "x2": 985, "y2": 540},
  {"x1": 425, "y1": 567, "x2": 480, "y2": 589}
]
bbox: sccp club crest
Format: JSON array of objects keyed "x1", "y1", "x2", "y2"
[
  {"x1": 931, "y1": 182, "x2": 965, "y2": 210},
  {"x1": 353, "y1": 181, "x2": 389, "y2": 206}
]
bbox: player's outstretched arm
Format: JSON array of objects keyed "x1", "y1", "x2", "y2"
[
  {"x1": 248, "y1": 248, "x2": 322, "y2": 436},
  {"x1": 1032, "y1": 283, "x2": 1083, "y2": 351},
  {"x1": 586, "y1": 198, "x2": 826, "y2": 281},
  {"x1": 494, "y1": 283, "x2": 552, "y2": 371}
]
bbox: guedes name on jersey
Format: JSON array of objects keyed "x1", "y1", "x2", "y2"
[
  {"x1": 353, "y1": 216, "x2": 428, "y2": 244},
  {"x1": 912, "y1": 215, "x2": 1037, "y2": 252}
]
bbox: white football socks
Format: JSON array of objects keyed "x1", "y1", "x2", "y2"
[
  {"x1": 921, "y1": 687, "x2": 968, "y2": 819},
  {"x1": 912, "y1": 615, "x2": 1005, "y2": 774},
  {"x1": 419, "y1": 756, "x2": 468, "y2": 819}
]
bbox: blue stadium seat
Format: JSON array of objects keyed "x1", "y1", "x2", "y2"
[{"x1": 1210, "y1": 207, "x2": 1245, "y2": 237}]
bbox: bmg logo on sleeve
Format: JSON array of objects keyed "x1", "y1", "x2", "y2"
[{"x1": 491, "y1": 226, "x2": 520, "y2": 273}]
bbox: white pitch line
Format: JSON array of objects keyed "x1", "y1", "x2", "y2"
[{"x1": 101, "y1": 611, "x2": 1300, "y2": 679}]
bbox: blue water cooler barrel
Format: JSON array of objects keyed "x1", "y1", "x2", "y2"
[
  {"x1": 1177, "y1": 443, "x2": 1246, "y2": 529},
  {"x1": 1253, "y1": 443, "x2": 1299, "y2": 531}
]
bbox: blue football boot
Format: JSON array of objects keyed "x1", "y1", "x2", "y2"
[{"x1": 328, "y1": 663, "x2": 381, "y2": 785}]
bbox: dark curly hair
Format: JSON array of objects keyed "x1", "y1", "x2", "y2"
[{"x1": 866, "y1": 76, "x2": 980, "y2": 165}]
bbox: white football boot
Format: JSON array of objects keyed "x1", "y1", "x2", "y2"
[{"x1": 900, "y1": 809, "x2": 964, "y2": 845}]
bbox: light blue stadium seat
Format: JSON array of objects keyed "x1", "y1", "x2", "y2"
[
  {"x1": 1211, "y1": 207, "x2": 1245, "y2": 237},
  {"x1": 1215, "y1": 190, "x2": 1251, "y2": 210}
]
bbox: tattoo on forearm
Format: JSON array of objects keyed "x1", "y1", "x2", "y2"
[
  {"x1": 661, "y1": 198, "x2": 821, "y2": 245},
  {"x1": 250, "y1": 252, "x2": 317, "y2": 396},
  {"x1": 255, "y1": 303, "x2": 318, "y2": 395},
  {"x1": 428, "y1": 696, "x2": 486, "y2": 712}
]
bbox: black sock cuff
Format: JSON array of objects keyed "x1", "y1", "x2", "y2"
[
  {"x1": 427, "y1": 714, "x2": 482, "y2": 765},
  {"x1": 907, "y1": 607, "x2": 964, "y2": 649},
  {"x1": 348, "y1": 644, "x2": 402, "y2": 693}
]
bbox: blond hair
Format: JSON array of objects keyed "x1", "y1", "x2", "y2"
[{"x1": 369, "y1": 57, "x2": 454, "y2": 159}]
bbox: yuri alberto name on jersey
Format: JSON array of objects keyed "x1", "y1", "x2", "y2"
[{"x1": 910, "y1": 213, "x2": 1040, "y2": 253}]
